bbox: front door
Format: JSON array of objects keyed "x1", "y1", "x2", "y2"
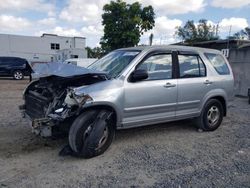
[{"x1": 123, "y1": 52, "x2": 178, "y2": 127}]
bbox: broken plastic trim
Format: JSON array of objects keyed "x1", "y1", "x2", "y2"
[
  {"x1": 64, "y1": 89, "x2": 93, "y2": 107},
  {"x1": 47, "y1": 90, "x2": 93, "y2": 122}
]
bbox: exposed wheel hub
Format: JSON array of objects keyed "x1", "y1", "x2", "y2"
[
  {"x1": 83, "y1": 124, "x2": 109, "y2": 151},
  {"x1": 97, "y1": 126, "x2": 109, "y2": 150},
  {"x1": 207, "y1": 106, "x2": 220, "y2": 127}
]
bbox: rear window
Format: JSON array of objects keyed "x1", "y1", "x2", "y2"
[{"x1": 204, "y1": 53, "x2": 230, "y2": 75}]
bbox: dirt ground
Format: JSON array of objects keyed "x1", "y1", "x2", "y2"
[{"x1": 0, "y1": 78, "x2": 249, "y2": 188}]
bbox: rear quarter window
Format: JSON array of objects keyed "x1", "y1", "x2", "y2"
[{"x1": 204, "y1": 53, "x2": 230, "y2": 75}]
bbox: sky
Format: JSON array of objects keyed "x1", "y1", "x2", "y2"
[{"x1": 0, "y1": 0, "x2": 249, "y2": 47}]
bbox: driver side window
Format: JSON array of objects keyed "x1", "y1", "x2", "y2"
[{"x1": 136, "y1": 54, "x2": 172, "y2": 80}]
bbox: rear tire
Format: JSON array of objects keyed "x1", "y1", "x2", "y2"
[
  {"x1": 13, "y1": 70, "x2": 24, "y2": 80},
  {"x1": 196, "y1": 99, "x2": 224, "y2": 131},
  {"x1": 69, "y1": 110, "x2": 115, "y2": 158}
]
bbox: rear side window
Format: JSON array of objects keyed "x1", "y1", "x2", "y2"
[
  {"x1": 204, "y1": 53, "x2": 230, "y2": 75},
  {"x1": 0, "y1": 58, "x2": 11, "y2": 65},
  {"x1": 178, "y1": 55, "x2": 206, "y2": 78},
  {"x1": 0, "y1": 58, "x2": 8, "y2": 64}
]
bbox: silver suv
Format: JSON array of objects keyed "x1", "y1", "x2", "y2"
[{"x1": 21, "y1": 45, "x2": 234, "y2": 158}]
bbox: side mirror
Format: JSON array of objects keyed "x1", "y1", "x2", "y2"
[{"x1": 131, "y1": 69, "x2": 148, "y2": 82}]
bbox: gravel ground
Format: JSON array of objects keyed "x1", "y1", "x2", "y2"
[{"x1": 0, "y1": 78, "x2": 249, "y2": 188}]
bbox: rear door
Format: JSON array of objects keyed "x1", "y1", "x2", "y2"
[{"x1": 175, "y1": 51, "x2": 211, "y2": 118}]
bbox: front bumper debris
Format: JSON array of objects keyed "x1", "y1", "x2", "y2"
[
  {"x1": 31, "y1": 117, "x2": 54, "y2": 137},
  {"x1": 20, "y1": 105, "x2": 54, "y2": 137}
]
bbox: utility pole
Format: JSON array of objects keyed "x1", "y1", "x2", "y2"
[{"x1": 149, "y1": 33, "x2": 153, "y2": 46}]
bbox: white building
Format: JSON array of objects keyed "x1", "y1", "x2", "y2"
[{"x1": 0, "y1": 33, "x2": 87, "y2": 62}]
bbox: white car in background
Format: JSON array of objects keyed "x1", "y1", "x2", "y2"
[{"x1": 63, "y1": 58, "x2": 97, "y2": 68}]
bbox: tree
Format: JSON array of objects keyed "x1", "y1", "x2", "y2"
[
  {"x1": 175, "y1": 19, "x2": 219, "y2": 44},
  {"x1": 100, "y1": 0, "x2": 155, "y2": 52},
  {"x1": 86, "y1": 47, "x2": 104, "y2": 58},
  {"x1": 234, "y1": 27, "x2": 250, "y2": 40}
]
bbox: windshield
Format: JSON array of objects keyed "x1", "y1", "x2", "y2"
[{"x1": 88, "y1": 50, "x2": 140, "y2": 78}]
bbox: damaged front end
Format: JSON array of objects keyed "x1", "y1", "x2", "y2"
[{"x1": 20, "y1": 63, "x2": 108, "y2": 137}]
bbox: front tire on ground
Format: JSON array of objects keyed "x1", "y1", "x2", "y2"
[
  {"x1": 196, "y1": 99, "x2": 224, "y2": 131},
  {"x1": 69, "y1": 110, "x2": 115, "y2": 158},
  {"x1": 13, "y1": 70, "x2": 24, "y2": 80}
]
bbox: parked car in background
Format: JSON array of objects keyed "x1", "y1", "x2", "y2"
[
  {"x1": 63, "y1": 58, "x2": 97, "y2": 68},
  {"x1": 20, "y1": 45, "x2": 234, "y2": 158},
  {"x1": 0, "y1": 57, "x2": 32, "y2": 80}
]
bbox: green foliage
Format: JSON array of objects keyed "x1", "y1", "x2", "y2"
[
  {"x1": 176, "y1": 19, "x2": 219, "y2": 44},
  {"x1": 234, "y1": 27, "x2": 250, "y2": 40},
  {"x1": 100, "y1": 0, "x2": 155, "y2": 52},
  {"x1": 86, "y1": 47, "x2": 104, "y2": 58}
]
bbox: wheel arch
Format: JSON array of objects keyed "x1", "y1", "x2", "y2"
[
  {"x1": 11, "y1": 69, "x2": 23, "y2": 74},
  {"x1": 201, "y1": 89, "x2": 228, "y2": 116},
  {"x1": 80, "y1": 104, "x2": 120, "y2": 129}
]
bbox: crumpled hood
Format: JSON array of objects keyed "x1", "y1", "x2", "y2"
[{"x1": 31, "y1": 62, "x2": 106, "y2": 78}]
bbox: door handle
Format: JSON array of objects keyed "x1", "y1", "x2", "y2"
[
  {"x1": 164, "y1": 82, "x2": 176, "y2": 88},
  {"x1": 204, "y1": 80, "x2": 213, "y2": 85}
]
